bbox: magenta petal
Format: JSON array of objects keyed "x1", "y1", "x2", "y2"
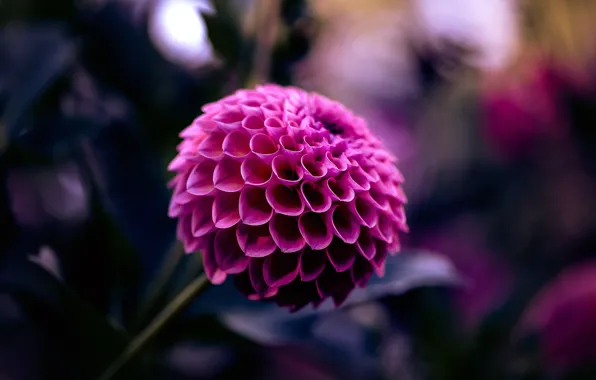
[
  {"x1": 280, "y1": 134, "x2": 304, "y2": 159},
  {"x1": 324, "y1": 150, "x2": 348, "y2": 176},
  {"x1": 304, "y1": 133, "x2": 325, "y2": 150},
  {"x1": 272, "y1": 155, "x2": 304, "y2": 186},
  {"x1": 364, "y1": 167, "x2": 380, "y2": 182},
  {"x1": 212, "y1": 191, "x2": 240, "y2": 228},
  {"x1": 301, "y1": 182, "x2": 332, "y2": 213},
  {"x1": 242, "y1": 115, "x2": 266, "y2": 135},
  {"x1": 299, "y1": 212, "x2": 333, "y2": 250},
  {"x1": 266, "y1": 184, "x2": 304, "y2": 216},
  {"x1": 264, "y1": 117, "x2": 286, "y2": 140},
  {"x1": 234, "y1": 270, "x2": 259, "y2": 299},
  {"x1": 213, "y1": 157, "x2": 244, "y2": 192},
  {"x1": 168, "y1": 155, "x2": 189, "y2": 172},
  {"x1": 223, "y1": 131, "x2": 251, "y2": 158},
  {"x1": 198, "y1": 132, "x2": 225, "y2": 159},
  {"x1": 372, "y1": 213, "x2": 393, "y2": 242},
  {"x1": 351, "y1": 255, "x2": 374, "y2": 288},
  {"x1": 269, "y1": 213, "x2": 306, "y2": 253},
  {"x1": 202, "y1": 233, "x2": 227, "y2": 284},
  {"x1": 328, "y1": 204, "x2": 360, "y2": 244},
  {"x1": 263, "y1": 251, "x2": 300, "y2": 287},
  {"x1": 348, "y1": 167, "x2": 371, "y2": 191},
  {"x1": 356, "y1": 227, "x2": 377, "y2": 260},
  {"x1": 367, "y1": 186, "x2": 389, "y2": 210},
  {"x1": 240, "y1": 155, "x2": 272, "y2": 186},
  {"x1": 261, "y1": 102, "x2": 282, "y2": 118},
  {"x1": 351, "y1": 194, "x2": 379, "y2": 228},
  {"x1": 236, "y1": 223, "x2": 277, "y2": 257},
  {"x1": 324, "y1": 177, "x2": 355, "y2": 202},
  {"x1": 250, "y1": 133, "x2": 279, "y2": 162},
  {"x1": 326, "y1": 238, "x2": 357, "y2": 272},
  {"x1": 301, "y1": 153, "x2": 328, "y2": 181},
  {"x1": 214, "y1": 227, "x2": 249, "y2": 274},
  {"x1": 212, "y1": 108, "x2": 244, "y2": 131},
  {"x1": 316, "y1": 267, "x2": 354, "y2": 302},
  {"x1": 249, "y1": 258, "x2": 278, "y2": 298},
  {"x1": 177, "y1": 214, "x2": 197, "y2": 250},
  {"x1": 191, "y1": 197, "x2": 215, "y2": 236},
  {"x1": 168, "y1": 198, "x2": 183, "y2": 218},
  {"x1": 239, "y1": 186, "x2": 273, "y2": 226},
  {"x1": 371, "y1": 240, "x2": 387, "y2": 276},
  {"x1": 187, "y1": 160, "x2": 217, "y2": 196},
  {"x1": 299, "y1": 248, "x2": 326, "y2": 281}
]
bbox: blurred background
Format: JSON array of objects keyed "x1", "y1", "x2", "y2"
[{"x1": 2, "y1": 0, "x2": 596, "y2": 379}]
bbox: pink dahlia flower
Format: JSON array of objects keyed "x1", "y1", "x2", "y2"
[{"x1": 168, "y1": 84, "x2": 407, "y2": 310}]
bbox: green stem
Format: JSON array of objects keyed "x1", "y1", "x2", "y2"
[
  {"x1": 134, "y1": 242, "x2": 185, "y2": 327},
  {"x1": 97, "y1": 273, "x2": 210, "y2": 380}
]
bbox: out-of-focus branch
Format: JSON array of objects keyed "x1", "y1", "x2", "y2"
[{"x1": 247, "y1": 0, "x2": 281, "y2": 86}]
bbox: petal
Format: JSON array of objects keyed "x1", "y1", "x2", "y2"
[
  {"x1": 280, "y1": 134, "x2": 304, "y2": 158},
  {"x1": 323, "y1": 177, "x2": 355, "y2": 202},
  {"x1": 351, "y1": 255, "x2": 374, "y2": 288},
  {"x1": 249, "y1": 257, "x2": 278, "y2": 298},
  {"x1": 356, "y1": 227, "x2": 377, "y2": 260},
  {"x1": 298, "y1": 212, "x2": 333, "y2": 250},
  {"x1": 261, "y1": 102, "x2": 282, "y2": 119},
  {"x1": 266, "y1": 184, "x2": 304, "y2": 216},
  {"x1": 299, "y1": 248, "x2": 326, "y2": 281},
  {"x1": 274, "y1": 280, "x2": 320, "y2": 310},
  {"x1": 263, "y1": 251, "x2": 300, "y2": 287},
  {"x1": 371, "y1": 240, "x2": 388, "y2": 276},
  {"x1": 234, "y1": 270, "x2": 259, "y2": 299},
  {"x1": 202, "y1": 233, "x2": 227, "y2": 284},
  {"x1": 236, "y1": 223, "x2": 277, "y2": 257},
  {"x1": 250, "y1": 133, "x2": 279, "y2": 162},
  {"x1": 371, "y1": 213, "x2": 394, "y2": 243},
  {"x1": 242, "y1": 115, "x2": 266, "y2": 135},
  {"x1": 316, "y1": 266, "x2": 354, "y2": 303},
  {"x1": 239, "y1": 186, "x2": 273, "y2": 226},
  {"x1": 301, "y1": 181, "x2": 332, "y2": 213},
  {"x1": 187, "y1": 160, "x2": 217, "y2": 196},
  {"x1": 351, "y1": 194, "x2": 379, "y2": 228},
  {"x1": 327, "y1": 204, "x2": 360, "y2": 244},
  {"x1": 272, "y1": 155, "x2": 304, "y2": 186},
  {"x1": 326, "y1": 238, "x2": 357, "y2": 272},
  {"x1": 191, "y1": 197, "x2": 215, "y2": 236},
  {"x1": 367, "y1": 186, "x2": 389, "y2": 210},
  {"x1": 213, "y1": 227, "x2": 249, "y2": 274},
  {"x1": 212, "y1": 108, "x2": 244, "y2": 132},
  {"x1": 240, "y1": 155, "x2": 272, "y2": 187},
  {"x1": 348, "y1": 167, "x2": 371, "y2": 191},
  {"x1": 324, "y1": 150, "x2": 348, "y2": 176},
  {"x1": 269, "y1": 213, "x2": 306, "y2": 253},
  {"x1": 264, "y1": 117, "x2": 286, "y2": 139},
  {"x1": 301, "y1": 152, "x2": 328, "y2": 181},
  {"x1": 198, "y1": 131, "x2": 225, "y2": 159},
  {"x1": 239, "y1": 101, "x2": 264, "y2": 118},
  {"x1": 213, "y1": 157, "x2": 244, "y2": 192},
  {"x1": 223, "y1": 131, "x2": 251, "y2": 158},
  {"x1": 212, "y1": 190, "x2": 241, "y2": 228}
]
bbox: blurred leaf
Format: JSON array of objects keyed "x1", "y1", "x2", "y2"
[
  {"x1": 190, "y1": 251, "x2": 459, "y2": 344},
  {"x1": 84, "y1": 119, "x2": 176, "y2": 292},
  {"x1": 0, "y1": 250, "x2": 129, "y2": 378},
  {"x1": 203, "y1": 0, "x2": 251, "y2": 85},
  {"x1": 0, "y1": 26, "x2": 76, "y2": 141}
]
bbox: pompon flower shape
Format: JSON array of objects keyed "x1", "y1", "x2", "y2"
[{"x1": 169, "y1": 84, "x2": 408, "y2": 311}]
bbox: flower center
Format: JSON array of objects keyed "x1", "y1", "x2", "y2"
[{"x1": 322, "y1": 122, "x2": 344, "y2": 135}]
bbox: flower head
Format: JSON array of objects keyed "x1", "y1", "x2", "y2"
[{"x1": 168, "y1": 85, "x2": 407, "y2": 310}]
